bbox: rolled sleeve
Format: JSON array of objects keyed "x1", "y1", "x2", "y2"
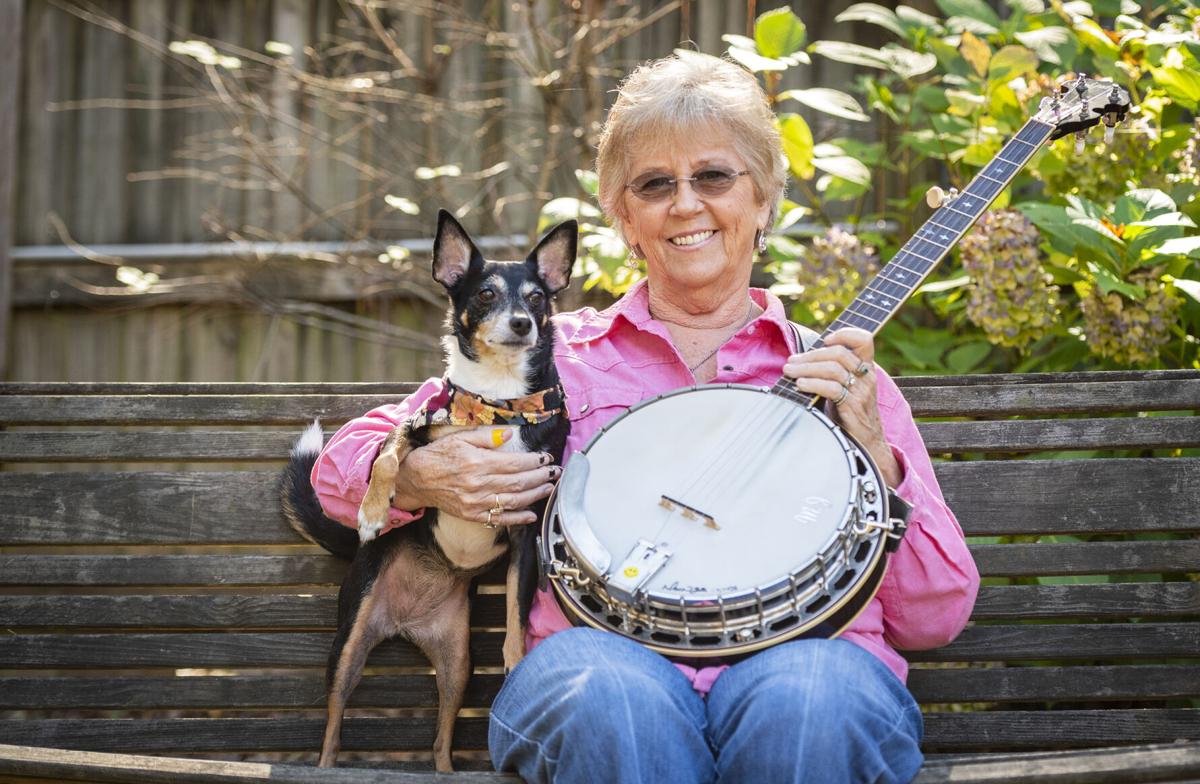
[
  {"x1": 310, "y1": 377, "x2": 445, "y2": 532},
  {"x1": 874, "y1": 370, "x2": 981, "y2": 651}
]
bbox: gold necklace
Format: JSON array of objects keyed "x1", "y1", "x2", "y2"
[{"x1": 668, "y1": 300, "x2": 756, "y2": 374}]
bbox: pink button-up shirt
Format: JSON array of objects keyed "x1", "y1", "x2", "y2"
[{"x1": 312, "y1": 280, "x2": 980, "y2": 694}]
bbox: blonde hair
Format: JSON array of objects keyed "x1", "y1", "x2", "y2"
[{"x1": 596, "y1": 52, "x2": 787, "y2": 244}]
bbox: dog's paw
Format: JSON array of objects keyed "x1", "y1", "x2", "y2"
[{"x1": 356, "y1": 507, "x2": 385, "y2": 543}]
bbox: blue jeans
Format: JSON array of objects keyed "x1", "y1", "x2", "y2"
[{"x1": 488, "y1": 628, "x2": 923, "y2": 784}]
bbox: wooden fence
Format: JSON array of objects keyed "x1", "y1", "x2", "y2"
[{"x1": 4, "y1": 0, "x2": 902, "y2": 382}]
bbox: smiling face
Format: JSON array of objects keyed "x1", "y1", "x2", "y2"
[{"x1": 619, "y1": 128, "x2": 771, "y2": 311}]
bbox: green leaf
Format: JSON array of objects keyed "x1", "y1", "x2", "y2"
[
  {"x1": 959, "y1": 31, "x2": 992, "y2": 77},
  {"x1": 1151, "y1": 236, "x2": 1200, "y2": 258},
  {"x1": 542, "y1": 195, "x2": 600, "y2": 223},
  {"x1": 811, "y1": 41, "x2": 892, "y2": 70},
  {"x1": 726, "y1": 45, "x2": 790, "y2": 72},
  {"x1": 1113, "y1": 189, "x2": 1177, "y2": 224},
  {"x1": 721, "y1": 34, "x2": 757, "y2": 51},
  {"x1": 779, "y1": 113, "x2": 815, "y2": 179},
  {"x1": 1014, "y1": 26, "x2": 1074, "y2": 65},
  {"x1": 918, "y1": 274, "x2": 971, "y2": 293},
  {"x1": 1087, "y1": 261, "x2": 1144, "y2": 298},
  {"x1": 575, "y1": 169, "x2": 599, "y2": 197},
  {"x1": 755, "y1": 7, "x2": 807, "y2": 59},
  {"x1": 882, "y1": 44, "x2": 939, "y2": 78},
  {"x1": 1073, "y1": 17, "x2": 1121, "y2": 59},
  {"x1": 812, "y1": 154, "x2": 872, "y2": 185},
  {"x1": 836, "y1": 4, "x2": 905, "y2": 37},
  {"x1": 936, "y1": 0, "x2": 1001, "y2": 29},
  {"x1": 778, "y1": 88, "x2": 871, "y2": 121},
  {"x1": 1006, "y1": 0, "x2": 1046, "y2": 13},
  {"x1": 896, "y1": 5, "x2": 943, "y2": 31},
  {"x1": 988, "y1": 45, "x2": 1039, "y2": 85},
  {"x1": 1171, "y1": 278, "x2": 1200, "y2": 302},
  {"x1": 1150, "y1": 56, "x2": 1200, "y2": 112},
  {"x1": 947, "y1": 341, "x2": 993, "y2": 373},
  {"x1": 947, "y1": 15, "x2": 1000, "y2": 36}
]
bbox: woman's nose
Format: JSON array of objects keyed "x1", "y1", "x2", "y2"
[{"x1": 669, "y1": 179, "x2": 704, "y2": 214}]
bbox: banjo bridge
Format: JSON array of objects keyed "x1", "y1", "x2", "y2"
[{"x1": 659, "y1": 495, "x2": 720, "y2": 530}]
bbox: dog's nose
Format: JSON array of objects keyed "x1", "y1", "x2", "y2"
[{"x1": 509, "y1": 314, "x2": 532, "y2": 336}]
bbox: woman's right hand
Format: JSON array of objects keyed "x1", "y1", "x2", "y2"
[{"x1": 392, "y1": 428, "x2": 559, "y2": 526}]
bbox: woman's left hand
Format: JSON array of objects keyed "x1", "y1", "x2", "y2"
[{"x1": 782, "y1": 327, "x2": 903, "y2": 487}]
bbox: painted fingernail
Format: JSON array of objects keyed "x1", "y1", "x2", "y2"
[
  {"x1": 492, "y1": 429, "x2": 507, "y2": 447},
  {"x1": 540, "y1": 453, "x2": 551, "y2": 465}
]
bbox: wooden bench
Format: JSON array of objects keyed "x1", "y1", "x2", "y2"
[{"x1": 1, "y1": 371, "x2": 1199, "y2": 783}]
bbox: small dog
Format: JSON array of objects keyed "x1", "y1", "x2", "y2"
[{"x1": 280, "y1": 209, "x2": 575, "y2": 771}]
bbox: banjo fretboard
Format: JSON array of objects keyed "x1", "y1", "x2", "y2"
[{"x1": 771, "y1": 118, "x2": 1055, "y2": 406}]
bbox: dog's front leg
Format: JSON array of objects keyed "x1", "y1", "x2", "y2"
[{"x1": 358, "y1": 426, "x2": 414, "y2": 543}]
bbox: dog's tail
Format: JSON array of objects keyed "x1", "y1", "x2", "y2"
[{"x1": 280, "y1": 420, "x2": 359, "y2": 560}]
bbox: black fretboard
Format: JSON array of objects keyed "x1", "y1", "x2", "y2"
[{"x1": 772, "y1": 118, "x2": 1055, "y2": 407}]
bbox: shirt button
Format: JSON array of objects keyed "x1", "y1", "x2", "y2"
[
  {"x1": 747, "y1": 324, "x2": 756, "y2": 334},
  {"x1": 579, "y1": 403, "x2": 589, "y2": 413},
  {"x1": 723, "y1": 365, "x2": 734, "y2": 372}
]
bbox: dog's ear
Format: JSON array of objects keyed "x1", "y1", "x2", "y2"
[
  {"x1": 433, "y1": 209, "x2": 481, "y2": 289},
  {"x1": 526, "y1": 219, "x2": 577, "y2": 294}
]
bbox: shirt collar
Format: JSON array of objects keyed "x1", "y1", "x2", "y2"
[{"x1": 566, "y1": 278, "x2": 799, "y2": 351}]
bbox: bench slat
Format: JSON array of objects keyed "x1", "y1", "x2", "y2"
[
  {"x1": 2, "y1": 376, "x2": 1197, "y2": 424},
  {"x1": 0, "y1": 716, "x2": 490, "y2": 753},
  {"x1": 0, "y1": 554, "x2": 347, "y2": 586},
  {"x1": 4, "y1": 416, "x2": 1195, "y2": 462},
  {"x1": 0, "y1": 584, "x2": 1194, "y2": 629},
  {"x1": 939, "y1": 458, "x2": 1200, "y2": 536},
  {"x1": 969, "y1": 541, "x2": 1200, "y2": 578},
  {"x1": 3, "y1": 460, "x2": 1197, "y2": 544},
  {"x1": 909, "y1": 622, "x2": 1200, "y2": 662},
  {"x1": 0, "y1": 711, "x2": 1194, "y2": 754},
  {"x1": 0, "y1": 743, "x2": 518, "y2": 784},
  {"x1": 1, "y1": 541, "x2": 1194, "y2": 587},
  {"x1": 0, "y1": 395, "x2": 412, "y2": 425},
  {"x1": 899, "y1": 378, "x2": 1200, "y2": 417},
  {"x1": 3, "y1": 624, "x2": 1195, "y2": 669},
  {"x1": 907, "y1": 664, "x2": 1200, "y2": 704},
  {"x1": 921, "y1": 709, "x2": 1200, "y2": 752},
  {"x1": 0, "y1": 593, "x2": 505, "y2": 628},
  {"x1": 0, "y1": 632, "x2": 503, "y2": 669},
  {"x1": 0, "y1": 674, "x2": 503, "y2": 711},
  {"x1": 919, "y1": 416, "x2": 1200, "y2": 453},
  {"x1": 3, "y1": 665, "x2": 1194, "y2": 711}
]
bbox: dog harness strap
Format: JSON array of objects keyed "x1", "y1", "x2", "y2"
[{"x1": 411, "y1": 378, "x2": 566, "y2": 427}]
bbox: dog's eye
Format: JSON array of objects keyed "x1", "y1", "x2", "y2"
[
  {"x1": 527, "y1": 291, "x2": 545, "y2": 306},
  {"x1": 477, "y1": 288, "x2": 497, "y2": 303}
]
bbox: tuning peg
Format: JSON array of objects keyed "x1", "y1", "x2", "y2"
[
  {"x1": 926, "y1": 186, "x2": 959, "y2": 208},
  {"x1": 1074, "y1": 130, "x2": 1088, "y2": 155}
]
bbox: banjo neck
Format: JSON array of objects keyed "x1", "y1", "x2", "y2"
[{"x1": 769, "y1": 117, "x2": 1055, "y2": 407}]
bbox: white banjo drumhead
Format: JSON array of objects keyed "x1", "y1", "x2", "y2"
[{"x1": 576, "y1": 386, "x2": 854, "y2": 599}]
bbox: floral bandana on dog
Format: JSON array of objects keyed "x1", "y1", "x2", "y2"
[{"x1": 408, "y1": 378, "x2": 565, "y2": 427}]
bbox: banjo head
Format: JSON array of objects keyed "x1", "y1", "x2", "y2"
[{"x1": 544, "y1": 384, "x2": 891, "y2": 655}]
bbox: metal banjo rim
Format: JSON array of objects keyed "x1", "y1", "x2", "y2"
[{"x1": 540, "y1": 383, "x2": 896, "y2": 658}]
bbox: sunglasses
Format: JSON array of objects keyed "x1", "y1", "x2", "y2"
[{"x1": 626, "y1": 168, "x2": 750, "y2": 202}]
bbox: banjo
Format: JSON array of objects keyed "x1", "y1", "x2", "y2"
[{"x1": 540, "y1": 75, "x2": 1131, "y2": 657}]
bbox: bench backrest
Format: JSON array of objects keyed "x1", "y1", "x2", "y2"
[{"x1": 1, "y1": 371, "x2": 1197, "y2": 765}]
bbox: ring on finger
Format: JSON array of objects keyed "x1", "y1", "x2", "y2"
[
  {"x1": 834, "y1": 384, "x2": 850, "y2": 406},
  {"x1": 844, "y1": 371, "x2": 856, "y2": 389},
  {"x1": 484, "y1": 509, "x2": 498, "y2": 529},
  {"x1": 493, "y1": 493, "x2": 506, "y2": 513},
  {"x1": 854, "y1": 360, "x2": 870, "y2": 377}
]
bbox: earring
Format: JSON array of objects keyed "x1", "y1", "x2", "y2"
[{"x1": 755, "y1": 230, "x2": 767, "y2": 254}]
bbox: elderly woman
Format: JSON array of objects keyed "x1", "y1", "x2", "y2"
[{"x1": 313, "y1": 52, "x2": 979, "y2": 784}]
